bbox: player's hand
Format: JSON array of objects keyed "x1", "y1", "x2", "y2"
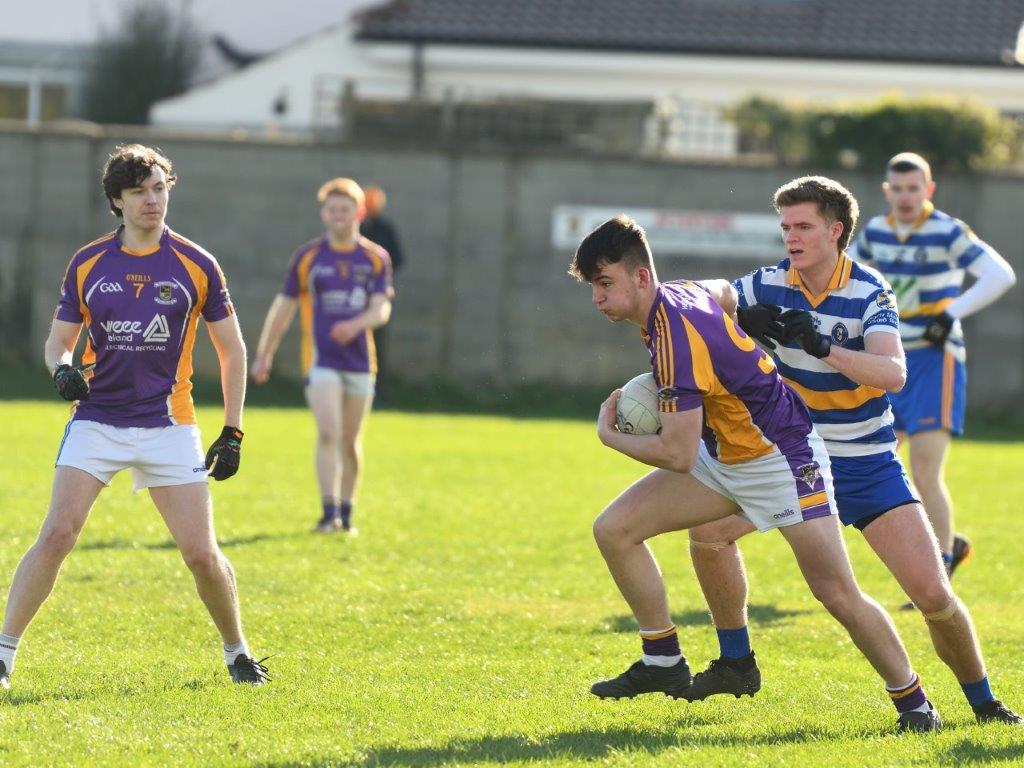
[
  {"x1": 329, "y1": 320, "x2": 359, "y2": 344},
  {"x1": 735, "y1": 304, "x2": 785, "y2": 350},
  {"x1": 205, "y1": 426, "x2": 243, "y2": 481},
  {"x1": 922, "y1": 311, "x2": 954, "y2": 347},
  {"x1": 250, "y1": 356, "x2": 272, "y2": 384},
  {"x1": 597, "y1": 389, "x2": 622, "y2": 444},
  {"x1": 53, "y1": 363, "x2": 95, "y2": 401},
  {"x1": 779, "y1": 309, "x2": 832, "y2": 359}
]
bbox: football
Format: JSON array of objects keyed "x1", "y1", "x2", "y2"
[{"x1": 616, "y1": 372, "x2": 662, "y2": 435}]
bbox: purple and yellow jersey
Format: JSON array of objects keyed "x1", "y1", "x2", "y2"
[
  {"x1": 641, "y1": 280, "x2": 815, "y2": 464},
  {"x1": 54, "y1": 226, "x2": 234, "y2": 427},
  {"x1": 281, "y1": 235, "x2": 393, "y2": 375}
]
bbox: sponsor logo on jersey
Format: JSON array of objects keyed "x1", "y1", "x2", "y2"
[
  {"x1": 101, "y1": 319, "x2": 143, "y2": 336},
  {"x1": 143, "y1": 314, "x2": 171, "y2": 343},
  {"x1": 98, "y1": 281, "x2": 124, "y2": 293}
]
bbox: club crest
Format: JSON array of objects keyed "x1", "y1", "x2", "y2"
[
  {"x1": 154, "y1": 281, "x2": 178, "y2": 305},
  {"x1": 797, "y1": 462, "x2": 821, "y2": 490},
  {"x1": 830, "y1": 323, "x2": 849, "y2": 344}
]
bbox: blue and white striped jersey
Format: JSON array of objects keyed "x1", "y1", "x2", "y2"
[
  {"x1": 849, "y1": 201, "x2": 993, "y2": 362},
  {"x1": 734, "y1": 252, "x2": 900, "y2": 457}
]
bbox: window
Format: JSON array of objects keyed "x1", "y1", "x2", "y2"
[{"x1": 0, "y1": 84, "x2": 29, "y2": 120}]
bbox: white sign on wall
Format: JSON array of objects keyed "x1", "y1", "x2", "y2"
[{"x1": 552, "y1": 205, "x2": 782, "y2": 258}]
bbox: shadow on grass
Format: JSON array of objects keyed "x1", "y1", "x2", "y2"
[
  {"x1": 78, "y1": 532, "x2": 300, "y2": 552},
  {"x1": 601, "y1": 603, "x2": 810, "y2": 633},
  {"x1": 945, "y1": 740, "x2": 1024, "y2": 763},
  {"x1": 3, "y1": 688, "x2": 92, "y2": 707},
  {"x1": 252, "y1": 723, "x2": 858, "y2": 767}
]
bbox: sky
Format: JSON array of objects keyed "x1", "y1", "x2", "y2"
[{"x1": 4, "y1": 0, "x2": 378, "y2": 51}]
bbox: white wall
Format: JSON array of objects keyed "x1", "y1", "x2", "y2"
[{"x1": 152, "y1": 28, "x2": 1024, "y2": 133}]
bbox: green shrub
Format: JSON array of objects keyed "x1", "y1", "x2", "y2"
[{"x1": 731, "y1": 94, "x2": 1017, "y2": 172}]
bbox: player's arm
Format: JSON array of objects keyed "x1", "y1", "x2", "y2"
[
  {"x1": 925, "y1": 232, "x2": 1018, "y2": 345},
  {"x1": 329, "y1": 294, "x2": 392, "y2": 344},
  {"x1": 207, "y1": 314, "x2": 247, "y2": 430},
  {"x1": 46, "y1": 318, "x2": 95, "y2": 401},
  {"x1": 823, "y1": 332, "x2": 906, "y2": 392},
  {"x1": 597, "y1": 390, "x2": 702, "y2": 473},
  {"x1": 697, "y1": 280, "x2": 739, "y2": 318},
  {"x1": 948, "y1": 249, "x2": 1016, "y2": 320},
  {"x1": 779, "y1": 308, "x2": 906, "y2": 392},
  {"x1": 251, "y1": 294, "x2": 298, "y2": 383},
  {"x1": 44, "y1": 319, "x2": 82, "y2": 373}
]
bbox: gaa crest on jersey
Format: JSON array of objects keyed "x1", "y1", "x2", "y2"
[
  {"x1": 154, "y1": 281, "x2": 177, "y2": 305},
  {"x1": 830, "y1": 322, "x2": 849, "y2": 345},
  {"x1": 914, "y1": 247, "x2": 928, "y2": 264},
  {"x1": 796, "y1": 462, "x2": 821, "y2": 490}
]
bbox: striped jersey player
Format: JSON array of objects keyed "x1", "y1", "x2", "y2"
[
  {"x1": 690, "y1": 175, "x2": 1020, "y2": 728},
  {"x1": 849, "y1": 152, "x2": 1016, "y2": 580}
]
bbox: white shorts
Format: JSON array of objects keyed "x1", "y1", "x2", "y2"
[
  {"x1": 55, "y1": 420, "x2": 208, "y2": 492},
  {"x1": 689, "y1": 431, "x2": 837, "y2": 532},
  {"x1": 305, "y1": 366, "x2": 375, "y2": 397}
]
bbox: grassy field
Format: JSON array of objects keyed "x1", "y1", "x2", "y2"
[{"x1": 0, "y1": 400, "x2": 1022, "y2": 767}]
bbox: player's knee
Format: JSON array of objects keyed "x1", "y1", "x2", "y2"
[
  {"x1": 37, "y1": 524, "x2": 80, "y2": 559},
  {"x1": 809, "y1": 580, "x2": 854, "y2": 620},
  {"x1": 181, "y1": 545, "x2": 223, "y2": 577},
  {"x1": 922, "y1": 596, "x2": 959, "y2": 624},
  {"x1": 909, "y1": 580, "x2": 955, "y2": 616},
  {"x1": 688, "y1": 535, "x2": 732, "y2": 553},
  {"x1": 592, "y1": 512, "x2": 628, "y2": 552},
  {"x1": 316, "y1": 426, "x2": 341, "y2": 446}
]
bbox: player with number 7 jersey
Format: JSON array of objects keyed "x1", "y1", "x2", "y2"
[{"x1": 56, "y1": 226, "x2": 234, "y2": 426}]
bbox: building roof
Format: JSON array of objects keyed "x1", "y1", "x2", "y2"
[{"x1": 357, "y1": 0, "x2": 1024, "y2": 68}]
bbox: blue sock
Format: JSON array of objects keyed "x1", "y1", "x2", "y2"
[
  {"x1": 321, "y1": 499, "x2": 339, "y2": 522},
  {"x1": 717, "y1": 626, "x2": 751, "y2": 659},
  {"x1": 961, "y1": 677, "x2": 995, "y2": 707},
  {"x1": 340, "y1": 501, "x2": 353, "y2": 527}
]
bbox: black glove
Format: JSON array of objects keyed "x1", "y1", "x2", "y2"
[
  {"x1": 922, "y1": 311, "x2": 954, "y2": 347},
  {"x1": 780, "y1": 309, "x2": 832, "y2": 359},
  {"x1": 53, "y1": 363, "x2": 94, "y2": 401},
  {"x1": 205, "y1": 426, "x2": 243, "y2": 481},
  {"x1": 736, "y1": 304, "x2": 786, "y2": 350}
]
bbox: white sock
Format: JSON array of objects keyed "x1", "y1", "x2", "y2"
[
  {"x1": 642, "y1": 654, "x2": 682, "y2": 667},
  {"x1": 223, "y1": 639, "x2": 250, "y2": 666},
  {"x1": 0, "y1": 633, "x2": 19, "y2": 675}
]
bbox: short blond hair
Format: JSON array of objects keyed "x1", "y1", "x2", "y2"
[
  {"x1": 887, "y1": 152, "x2": 932, "y2": 182},
  {"x1": 317, "y1": 177, "x2": 365, "y2": 207}
]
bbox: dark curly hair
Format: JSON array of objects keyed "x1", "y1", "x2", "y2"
[
  {"x1": 568, "y1": 215, "x2": 655, "y2": 283},
  {"x1": 101, "y1": 144, "x2": 176, "y2": 217}
]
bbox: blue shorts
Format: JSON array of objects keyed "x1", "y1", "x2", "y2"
[
  {"x1": 890, "y1": 346, "x2": 966, "y2": 436},
  {"x1": 830, "y1": 451, "x2": 919, "y2": 530}
]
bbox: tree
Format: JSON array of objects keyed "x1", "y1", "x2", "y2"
[{"x1": 81, "y1": 0, "x2": 203, "y2": 125}]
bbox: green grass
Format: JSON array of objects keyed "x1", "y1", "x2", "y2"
[{"x1": 0, "y1": 401, "x2": 1022, "y2": 767}]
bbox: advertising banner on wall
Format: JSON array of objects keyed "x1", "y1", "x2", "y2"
[{"x1": 552, "y1": 205, "x2": 782, "y2": 258}]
